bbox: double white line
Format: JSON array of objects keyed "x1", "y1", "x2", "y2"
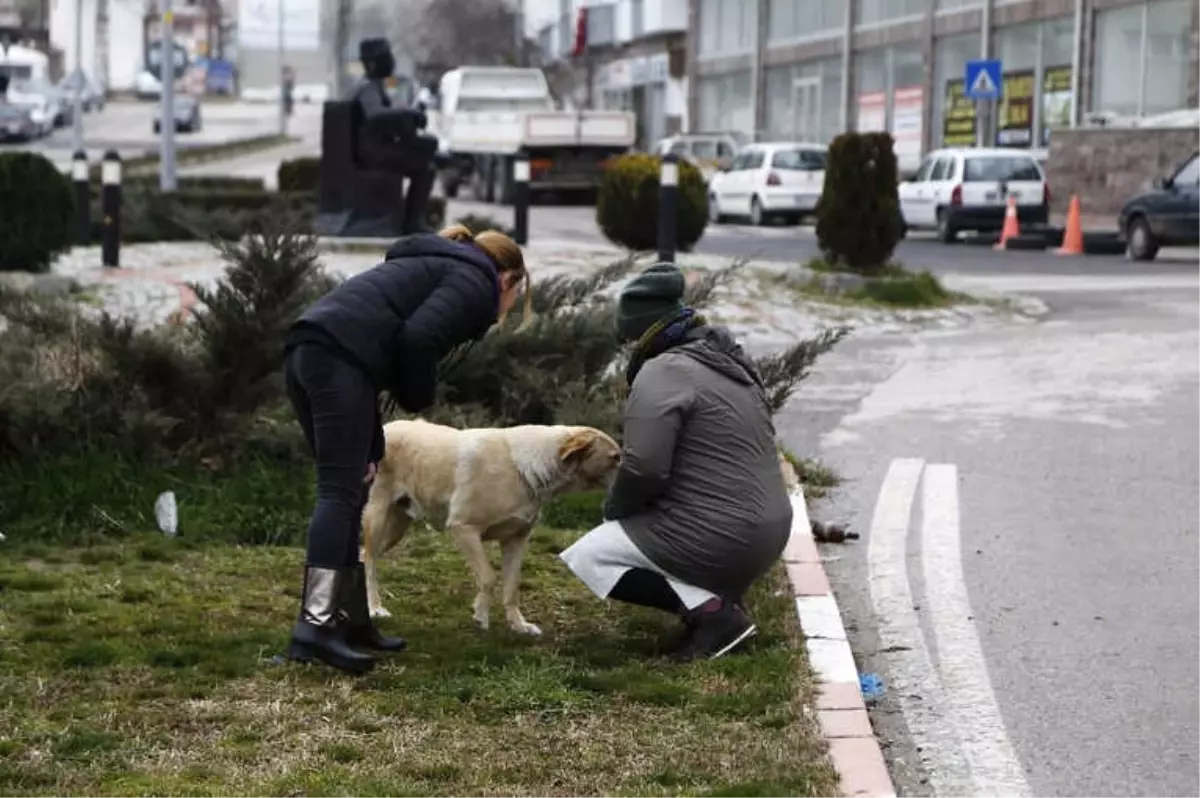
[{"x1": 867, "y1": 458, "x2": 1032, "y2": 798}]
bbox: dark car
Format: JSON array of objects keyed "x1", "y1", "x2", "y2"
[
  {"x1": 1118, "y1": 152, "x2": 1200, "y2": 261},
  {"x1": 152, "y1": 94, "x2": 202, "y2": 134},
  {"x1": 0, "y1": 103, "x2": 38, "y2": 142}
]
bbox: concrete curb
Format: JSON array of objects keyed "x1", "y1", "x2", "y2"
[{"x1": 785, "y1": 489, "x2": 896, "y2": 798}]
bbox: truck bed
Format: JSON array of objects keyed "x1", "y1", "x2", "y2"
[{"x1": 430, "y1": 109, "x2": 635, "y2": 155}]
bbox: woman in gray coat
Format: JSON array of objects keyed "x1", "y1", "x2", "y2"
[{"x1": 560, "y1": 262, "x2": 793, "y2": 662}]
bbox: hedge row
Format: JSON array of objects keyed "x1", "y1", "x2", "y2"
[{"x1": 0, "y1": 150, "x2": 452, "y2": 271}]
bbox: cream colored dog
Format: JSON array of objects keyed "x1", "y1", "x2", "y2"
[{"x1": 361, "y1": 419, "x2": 621, "y2": 636}]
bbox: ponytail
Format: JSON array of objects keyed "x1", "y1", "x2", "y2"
[{"x1": 437, "y1": 224, "x2": 531, "y2": 326}]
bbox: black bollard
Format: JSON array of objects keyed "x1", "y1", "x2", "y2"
[
  {"x1": 71, "y1": 150, "x2": 90, "y2": 246},
  {"x1": 513, "y1": 151, "x2": 530, "y2": 246},
  {"x1": 100, "y1": 150, "x2": 122, "y2": 268},
  {"x1": 484, "y1": 156, "x2": 496, "y2": 204},
  {"x1": 657, "y1": 152, "x2": 679, "y2": 264}
]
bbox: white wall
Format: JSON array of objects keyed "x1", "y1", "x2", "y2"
[
  {"x1": 50, "y1": 0, "x2": 146, "y2": 91},
  {"x1": 639, "y1": 0, "x2": 687, "y2": 36},
  {"x1": 49, "y1": 0, "x2": 100, "y2": 78},
  {"x1": 108, "y1": 0, "x2": 145, "y2": 91}
]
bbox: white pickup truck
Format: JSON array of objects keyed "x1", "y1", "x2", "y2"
[{"x1": 425, "y1": 66, "x2": 635, "y2": 203}]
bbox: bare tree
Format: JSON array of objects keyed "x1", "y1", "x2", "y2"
[{"x1": 393, "y1": 0, "x2": 533, "y2": 78}]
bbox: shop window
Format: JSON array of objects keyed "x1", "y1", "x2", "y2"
[
  {"x1": 698, "y1": 0, "x2": 756, "y2": 56},
  {"x1": 767, "y1": 0, "x2": 846, "y2": 42},
  {"x1": 855, "y1": 0, "x2": 924, "y2": 28},
  {"x1": 696, "y1": 70, "x2": 754, "y2": 135},
  {"x1": 1093, "y1": 0, "x2": 1192, "y2": 118}
]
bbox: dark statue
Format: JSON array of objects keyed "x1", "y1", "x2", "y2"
[{"x1": 314, "y1": 38, "x2": 440, "y2": 238}]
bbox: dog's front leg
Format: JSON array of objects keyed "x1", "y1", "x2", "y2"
[
  {"x1": 449, "y1": 524, "x2": 495, "y2": 630},
  {"x1": 500, "y1": 530, "x2": 541, "y2": 636}
]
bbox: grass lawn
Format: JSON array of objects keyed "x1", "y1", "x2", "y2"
[{"x1": 0, "y1": 459, "x2": 836, "y2": 797}]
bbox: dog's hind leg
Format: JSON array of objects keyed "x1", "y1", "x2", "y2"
[
  {"x1": 362, "y1": 497, "x2": 412, "y2": 619},
  {"x1": 448, "y1": 524, "x2": 495, "y2": 630},
  {"x1": 500, "y1": 527, "x2": 541, "y2": 637}
]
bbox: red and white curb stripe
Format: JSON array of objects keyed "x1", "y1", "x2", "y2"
[{"x1": 784, "y1": 489, "x2": 896, "y2": 798}]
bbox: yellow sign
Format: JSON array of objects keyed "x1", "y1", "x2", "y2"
[
  {"x1": 1041, "y1": 65, "x2": 1072, "y2": 144},
  {"x1": 942, "y1": 79, "x2": 976, "y2": 147},
  {"x1": 997, "y1": 70, "x2": 1034, "y2": 147}
]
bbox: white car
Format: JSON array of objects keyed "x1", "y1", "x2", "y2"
[
  {"x1": 899, "y1": 147, "x2": 1049, "y2": 243},
  {"x1": 707, "y1": 141, "x2": 827, "y2": 226}
]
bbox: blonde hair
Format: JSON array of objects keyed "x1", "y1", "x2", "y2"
[{"x1": 439, "y1": 224, "x2": 532, "y2": 325}]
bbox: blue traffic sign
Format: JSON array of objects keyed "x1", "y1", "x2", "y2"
[{"x1": 964, "y1": 59, "x2": 1002, "y2": 100}]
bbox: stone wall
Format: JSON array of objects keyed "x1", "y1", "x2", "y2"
[{"x1": 1045, "y1": 126, "x2": 1200, "y2": 217}]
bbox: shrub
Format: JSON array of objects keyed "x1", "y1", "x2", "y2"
[
  {"x1": 815, "y1": 132, "x2": 902, "y2": 275},
  {"x1": 0, "y1": 152, "x2": 75, "y2": 273},
  {"x1": 0, "y1": 225, "x2": 845, "y2": 501},
  {"x1": 277, "y1": 157, "x2": 320, "y2": 192},
  {"x1": 596, "y1": 153, "x2": 708, "y2": 252},
  {"x1": 0, "y1": 216, "x2": 334, "y2": 462}
]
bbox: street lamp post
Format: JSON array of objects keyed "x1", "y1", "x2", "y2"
[
  {"x1": 70, "y1": 0, "x2": 84, "y2": 154},
  {"x1": 159, "y1": 0, "x2": 178, "y2": 191},
  {"x1": 277, "y1": 0, "x2": 287, "y2": 136}
]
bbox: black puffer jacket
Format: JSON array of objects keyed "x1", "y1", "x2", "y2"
[{"x1": 284, "y1": 234, "x2": 500, "y2": 413}]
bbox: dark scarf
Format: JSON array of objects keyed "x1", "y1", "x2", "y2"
[{"x1": 624, "y1": 307, "x2": 707, "y2": 387}]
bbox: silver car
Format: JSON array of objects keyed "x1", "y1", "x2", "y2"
[
  {"x1": 0, "y1": 103, "x2": 38, "y2": 142},
  {"x1": 7, "y1": 77, "x2": 65, "y2": 134},
  {"x1": 57, "y1": 70, "x2": 106, "y2": 113},
  {"x1": 152, "y1": 94, "x2": 202, "y2": 134}
]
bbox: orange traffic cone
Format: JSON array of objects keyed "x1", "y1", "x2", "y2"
[
  {"x1": 993, "y1": 196, "x2": 1020, "y2": 250},
  {"x1": 1056, "y1": 194, "x2": 1084, "y2": 255}
]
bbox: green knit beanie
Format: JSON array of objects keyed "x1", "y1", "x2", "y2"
[{"x1": 615, "y1": 262, "x2": 687, "y2": 343}]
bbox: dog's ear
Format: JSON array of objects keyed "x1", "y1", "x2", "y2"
[{"x1": 558, "y1": 429, "x2": 596, "y2": 463}]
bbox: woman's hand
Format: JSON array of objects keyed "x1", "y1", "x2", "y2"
[{"x1": 363, "y1": 462, "x2": 378, "y2": 485}]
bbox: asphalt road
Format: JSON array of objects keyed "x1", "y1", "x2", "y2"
[
  {"x1": 444, "y1": 198, "x2": 1198, "y2": 274},
  {"x1": 776, "y1": 264, "x2": 1199, "y2": 797}
]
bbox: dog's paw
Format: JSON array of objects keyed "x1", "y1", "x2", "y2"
[
  {"x1": 473, "y1": 612, "x2": 490, "y2": 630},
  {"x1": 510, "y1": 620, "x2": 542, "y2": 637},
  {"x1": 370, "y1": 606, "x2": 392, "y2": 619}
]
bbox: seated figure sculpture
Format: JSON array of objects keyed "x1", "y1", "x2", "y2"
[{"x1": 349, "y1": 38, "x2": 438, "y2": 235}]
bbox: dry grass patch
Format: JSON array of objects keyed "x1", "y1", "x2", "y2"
[{"x1": 1, "y1": 528, "x2": 836, "y2": 796}]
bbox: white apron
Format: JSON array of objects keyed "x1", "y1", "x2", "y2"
[{"x1": 559, "y1": 520, "x2": 718, "y2": 610}]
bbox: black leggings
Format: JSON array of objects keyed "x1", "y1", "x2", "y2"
[
  {"x1": 284, "y1": 344, "x2": 378, "y2": 568},
  {"x1": 608, "y1": 569, "x2": 746, "y2": 616},
  {"x1": 608, "y1": 568, "x2": 684, "y2": 615}
]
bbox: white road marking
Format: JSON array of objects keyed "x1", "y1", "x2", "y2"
[
  {"x1": 867, "y1": 458, "x2": 974, "y2": 796},
  {"x1": 921, "y1": 463, "x2": 1033, "y2": 797}
]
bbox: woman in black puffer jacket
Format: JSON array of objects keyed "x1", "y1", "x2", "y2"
[{"x1": 281, "y1": 224, "x2": 528, "y2": 674}]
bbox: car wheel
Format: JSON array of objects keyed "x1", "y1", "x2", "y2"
[
  {"x1": 936, "y1": 208, "x2": 958, "y2": 244},
  {"x1": 708, "y1": 193, "x2": 726, "y2": 224},
  {"x1": 1125, "y1": 216, "x2": 1159, "y2": 262},
  {"x1": 749, "y1": 195, "x2": 766, "y2": 226}
]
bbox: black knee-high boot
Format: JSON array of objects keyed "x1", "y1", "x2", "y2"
[
  {"x1": 338, "y1": 562, "x2": 407, "y2": 653},
  {"x1": 286, "y1": 566, "x2": 376, "y2": 674}
]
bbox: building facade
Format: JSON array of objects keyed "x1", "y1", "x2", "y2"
[
  {"x1": 689, "y1": 0, "x2": 1200, "y2": 171},
  {"x1": 537, "y1": 0, "x2": 689, "y2": 150}
]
